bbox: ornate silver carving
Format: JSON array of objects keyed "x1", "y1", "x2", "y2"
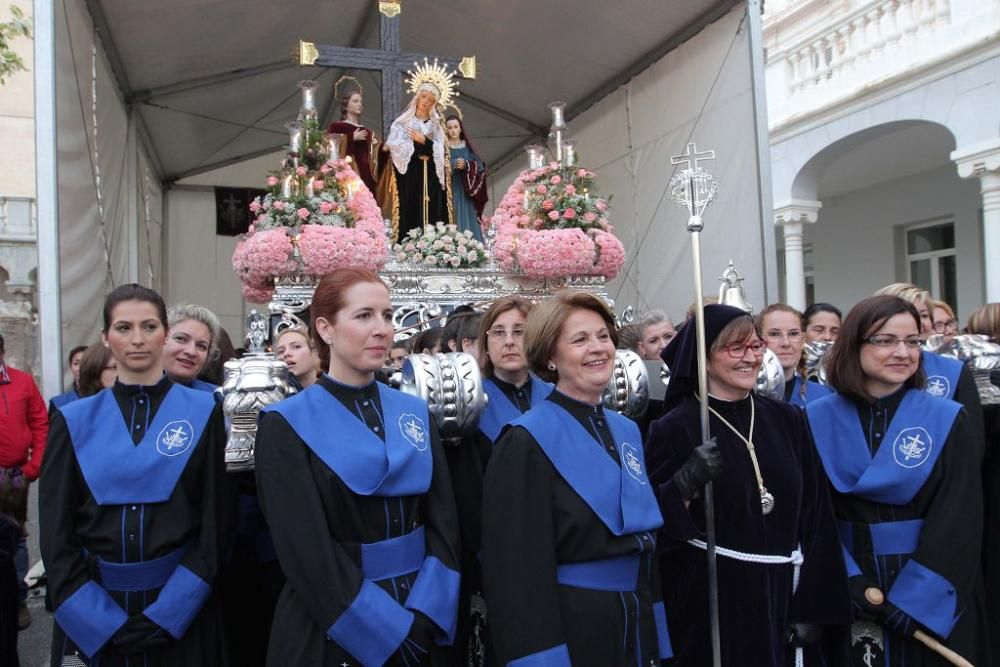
[
  {"x1": 270, "y1": 274, "x2": 319, "y2": 314},
  {"x1": 754, "y1": 348, "x2": 786, "y2": 401},
  {"x1": 718, "y1": 261, "x2": 753, "y2": 314},
  {"x1": 399, "y1": 352, "x2": 485, "y2": 441},
  {"x1": 245, "y1": 310, "x2": 268, "y2": 353},
  {"x1": 803, "y1": 340, "x2": 833, "y2": 385},
  {"x1": 222, "y1": 353, "x2": 297, "y2": 471},
  {"x1": 602, "y1": 350, "x2": 649, "y2": 419}
]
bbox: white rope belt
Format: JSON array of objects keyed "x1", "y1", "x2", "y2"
[{"x1": 687, "y1": 539, "x2": 806, "y2": 666}]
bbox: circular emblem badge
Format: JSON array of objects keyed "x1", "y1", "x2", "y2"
[
  {"x1": 892, "y1": 426, "x2": 932, "y2": 468},
  {"x1": 924, "y1": 375, "x2": 951, "y2": 398},
  {"x1": 156, "y1": 420, "x2": 195, "y2": 457},
  {"x1": 398, "y1": 413, "x2": 429, "y2": 451},
  {"x1": 621, "y1": 442, "x2": 646, "y2": 484}
]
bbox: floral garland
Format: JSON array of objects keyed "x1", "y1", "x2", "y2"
[
  {"x1": 488, "y1": 162, "x2": 625, "y2": 279},
  {"x1": 231, "y1": 152, "x2": 387, "y2": 303},
  {"x1": 392, "y1": 222, "x2": 488, "y2": 268}
]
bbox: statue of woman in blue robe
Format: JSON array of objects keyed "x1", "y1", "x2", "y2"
[{"x1": 444, "y1": 114, "x2": 487, "y2": 242}]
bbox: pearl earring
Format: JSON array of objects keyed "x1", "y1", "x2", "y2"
[{"x1": 547, "y1": 363, "x2": 556, "y2": 371}]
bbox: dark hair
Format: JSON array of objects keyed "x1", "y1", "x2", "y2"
[
  {"x1": 617, "y1": 323, "x2": 640, "y2": 352},
  {"x1": 524, "y1": 290, "x2": 618, "y2": 384},
  {"x1": 340, "y1": 90, "x2": 362, "y2": 120},
  {"x1": 102, "y1": 283, "x2": 168, "y2": 332},
  {"x1": 803, "y1": 302, "x2": 842, "y2": 327},
  {"x1": 0, "y1": 333, "x2": 5, "y2": 351},
  {"x1": 825, "y1": 295, "x2": 925, "y2": 399},
  {"x1": 78, "y1": 342, "x2": 114, "y2": 397},
  {"x1": 199, "y1": 327, "x2": 236, "y2": 386},
  {"x1": 68, "y1": 345, "x2": 88, "y2": 366},
  {"x1": 391, "y1": 339, "x2": 410, "y2": 351},
  {"x1": 457, "y1": 313, "x2": 483, "y2": 346},
  {"x1": 310, "y1": 267, "x2": 388, "y2": 369},
  {"x1": 411, "y1": 328, "x2": 442, "y2": 354},
  {"x1": 478, "y1": 296, "x2": 532, "y2": 376},
  {"x1": 441, "y1": 313, "x2": 468, "y2": 352}
]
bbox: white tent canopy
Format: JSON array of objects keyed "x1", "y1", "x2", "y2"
[{"x1": 34, "y1": 0, "x2": 774, "y2": 396}]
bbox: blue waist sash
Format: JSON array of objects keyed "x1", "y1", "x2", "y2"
[
  {"x1": 838, "y1": 519, "x2": 923, "y2": 557},
  {"x1": 556, "y1": 555, "x2": 640, "y2": 592},
  {"x1": 93, "y1": 544, "x2": 190, "y2": 592},
  {"x1": 359, "y1": 527, "x2": 426, "y2": 581}
]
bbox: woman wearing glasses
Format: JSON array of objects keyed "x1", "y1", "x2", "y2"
[
  {"x1": 759, "y1": 304, "x2": 833, "y2": 408},
  {"x1": 647, "y1": 304, "x2": 848, "y2": 666},
  {"x1": 929, "y1": 299, "x2": 959, "y2": 344},
  {"x1": 806, "y1": 295, "x2": 990, "y2": 666},
  {"x1": 443, "y1": 296, "x2": 551, "y2": 662}
]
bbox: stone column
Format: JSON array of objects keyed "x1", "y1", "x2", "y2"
[
  {"x1": 774, "y1": 199, "x2": 822, "y2": 311},
  {"x1": 952, "y1": 138, "x2": 1000, "y2": 302}
]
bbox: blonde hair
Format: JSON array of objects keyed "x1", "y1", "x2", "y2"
[
  {"x1": 968, "y1": 303, "x2": 1000, "y2": 340},
  {"x1": 523, "y1": 290, "x2": 617, "y2": 383},
  {"x1": 929, "y1": 298, "x2": 956, "y2": 321},
  {"x1": 275, "y1": 326, "x2": 314, "y2": 350},
  {"x1": 873, "y1": 282, "x2": 930, "y2": 308}
]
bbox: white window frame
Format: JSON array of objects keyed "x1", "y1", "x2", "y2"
[{"x1": 904, "y1": 219, "x2": 956, "y2": 300}]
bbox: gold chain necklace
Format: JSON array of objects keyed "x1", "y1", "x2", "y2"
[{"x1": 706, "y1": 395, "x2": 775, "y2": 515}]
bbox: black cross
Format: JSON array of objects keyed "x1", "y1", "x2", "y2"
[{"x1": 299, "y1": 5, "x2": 474, "y2": 137}]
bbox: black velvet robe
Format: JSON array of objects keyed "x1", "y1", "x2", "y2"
[
  {"x1": 394, "y1": 138, "x2": 448, "y2": 238},
  {"x1": 39, "y1": 377, "x2": 228, "y2": 667},
  {"x1": 443, "y1": 375, "x2": 536, "y2": 665},
  {"x1": 0, "y1": 514, "x2": 18, "y2": 667},
  {"x1": 254, "y1": 375, "x2": 460, "y2": 667},
  {"x1": 646, "y1": 393, "x2": 850, "y2": 667},
  {"x1": 809, "y1": 388, "x2": 991, "y2": 666},
  {"x1": 482, "y1": 391, "x2": 667, "y2": 666},
  {"x1": 983, "y1": 372, "x2": 1000, "y2": 666}
]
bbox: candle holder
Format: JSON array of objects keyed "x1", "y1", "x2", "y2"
[
  {"x1": 563, "y1": 141, "x2": 577, "y2": 167},
  {"x1": 525, "y1": 144, "x2": 546, "y2": 169},
  {"x1": 286, "y1": 121, "x2": 304, "y2": 160},
  {"x1": 297, "y1": 80, "x2": 319, "y2": 121}
]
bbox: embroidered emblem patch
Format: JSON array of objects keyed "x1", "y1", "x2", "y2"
[
  {"x1": 924, "y1": 375, "x2": 951, "y2": 398},
  {"x1": 399, "y1": 413, "x2": 428, "y2": 451},
  {"x1": 156, "y1": 420, "x2": 195, "y2": 457},
  {"x1": 621, "y1": 442, "x2": 646, "y2": 483},
  {"x1": 892, "y1": 426, "x2": 932, "y2": 468}
]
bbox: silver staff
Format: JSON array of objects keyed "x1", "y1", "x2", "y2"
[{"x1": 669, "y1": 142, "x2": 721, "y2": 667}]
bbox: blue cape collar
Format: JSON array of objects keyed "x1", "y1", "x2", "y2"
[{"x1": 479, "y1": 375, "x2": 552, "y2": 442}]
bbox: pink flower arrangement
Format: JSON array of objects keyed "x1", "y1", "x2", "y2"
[
  {"x1": 592, "y1": 230, "x2": 626, "y2": 279},
  {"x1": 297, "y1": 224, "x2": 387, "y2": 275}
]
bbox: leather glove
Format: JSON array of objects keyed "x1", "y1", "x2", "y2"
[
  {"x1": 671, "y1": 437, "x2": 723, "y2": 501},
  {"x1": 395, "y1": 612, "x2": 436, "y2": 665},
  {"x1": 111, "y1": 614, "x2": 169, "y2": 654},
  {"x1": 787, "y1": 622, "x2": 823, "y2": 647},
  {"x1": 847, "y1": 575, "x2": 884, "y2": 622}
]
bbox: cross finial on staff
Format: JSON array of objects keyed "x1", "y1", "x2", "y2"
[{"x1": 671, "y1": 142, "x2": 716, "y2": 171}]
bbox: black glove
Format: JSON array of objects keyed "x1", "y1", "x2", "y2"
[
  {"x1": 395, "y1": 612, "x2": 436, "y2": 664},
  {"x1": 787, "y1": 622, "x2": 823, "y2": 647},
  {"x1": 881, "y1": 603, "x2": 919, "y2": 639},
  {"x1": 111, "y1": 614, "x2": 168, "y2": 654},
  {"x1": 671, "y1": 437, "x2": 723, "y2": 501},
  {"x1": 847, "y1": 575, "x2": 884, "y2": 622}
]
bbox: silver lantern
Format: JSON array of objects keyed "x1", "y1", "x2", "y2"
[{"x1": 399, "y1": 352, "x2": 486, "y2": 441}]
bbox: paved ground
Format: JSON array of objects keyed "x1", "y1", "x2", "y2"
[{"x1": 17, "y1": 483, "x2": 51, "y2": 667}]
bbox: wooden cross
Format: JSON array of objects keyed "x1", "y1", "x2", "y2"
[
  {"x1": 670, "y1": 142, "x2": 716, "y2": 171},
  {"x1": 298, "y1": 2, "x2": 475, "y2": 137}
]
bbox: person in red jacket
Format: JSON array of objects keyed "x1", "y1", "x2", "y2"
[{"x1": 0, "y1": 332, "x2": 49, "y2": 629}]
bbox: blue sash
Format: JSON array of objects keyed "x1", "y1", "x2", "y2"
[
  {"x1": 807, "y1": 390, "x2": 960, "y2": 504},
  {"x1": 263, "y1": 382, "x2": 433, "y2": 496},
  {"x1": 921, "y1": 350, "x2": 962, "y2": 400},
  {"x1": 788, "y1": 376, "x2": 832, "y2": 408},
  {"x1": 512, "y1": 401, "x2": 662, "y2": 535},
  {"x1": 62, "y1": 384, "x2": 215, "y2": 505},
  {"x1": 479, "y1": 375, "x2": 552, "y2": 442},
  {"x1": 51, "y1": 389, "x2": 79, "y2": 409}
]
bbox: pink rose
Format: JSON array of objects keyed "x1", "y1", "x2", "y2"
[
  {"x1": 273, "y1": 201, "x2": 285, "y2": 211},
  {"x1": 320, "y1": 164, "x2": 331, "y2": 174},
  {"x1": 535, "y1": 184, "x2": 548, "y2": 195},
  {"x1": 596, "y1": 200, "x2": 608, "y2": 212},
  {"x1": 249, "y1": 201, "x2": 261, "y2": 213},
  {"x1": 541, "y1": 199, "x2": 554, "y2": 210},
  {"x1": 296, "y1": 166, "x2": 307, "y2": 177},
  {"x1": 297, "y1": 207, "x2": 310, "y2": 220},
  {"x1": 312, "y1": 180, "x2": 325, "y2": 190},
  {"x1": 584, "y1": 211, "x2": 598, "y2": 222},
  {"x1": 565, "y1": 184, "x2": 576, "y2": 195},
  {"x1": 550, "y1": 175, "x2": 562, "y2": 185},
  {"x1": 266, "y1": 176, "x2": 279, "y2": 186},
  {"x1": 576, "y1": 169, "x2": 587, "y2": 178},
  {"x1": 320, "y1": 201, "x2": 334, "y2": 214},
  {"x1": 563, "y1": 208, "x2": 577, "y2": 220},
  {"x1": 548, "y1": 210, "x2": 560, "y2": 221}
]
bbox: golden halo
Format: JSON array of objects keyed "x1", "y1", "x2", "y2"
[
  {"x1": 405, "y1": 58, "x2": 459, "y2": 109},
  {"x1": 333, "y1": 75, "x2": 364, "y2": 100}
]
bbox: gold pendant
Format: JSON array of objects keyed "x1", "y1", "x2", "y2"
[{"x1": 760, "y1": 487, "x2": 775, "y2": 515}]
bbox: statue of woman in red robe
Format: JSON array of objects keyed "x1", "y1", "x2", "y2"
[{"x1": 326, "y1": 77, "x2": 378, "y2": 194}]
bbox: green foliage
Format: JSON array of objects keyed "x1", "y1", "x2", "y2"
[{"x1": 0, "y1": 5, "x2": 32, "y2": 86}]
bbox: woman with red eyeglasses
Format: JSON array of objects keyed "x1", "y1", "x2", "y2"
[
  {"x1": 646, "y1": 304, "x2": 849, "y2": 666},
  {"x1": 806, "y1": 295, "x2": 989, "y2": 666}
]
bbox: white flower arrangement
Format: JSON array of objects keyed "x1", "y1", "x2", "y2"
[{"x1": 392, "y1": 222, "x2": 488, "y2": 268}]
